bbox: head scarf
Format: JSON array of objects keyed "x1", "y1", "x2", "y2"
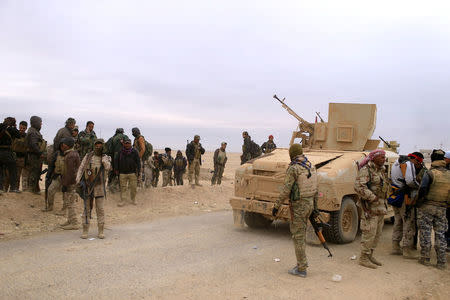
[
  {"x1": 359, "y1": 149, "x2": 386, "y2": 169},
  {"x1": 407, "y1": 152, "x2": 423, "y2": 163}
]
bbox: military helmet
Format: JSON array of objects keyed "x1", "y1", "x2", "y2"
[
  {"x1": 289, "y1": 143, "x2": 303, "y2": 159},
  {"x1": 431, "y1": 149, "x2": 445, "y2": 162},
  {"x1": 194, "y1": 135, "x2": 200, "y2": 140},
  {"x1": 95, "y1": 138, "x2": 105, "y2": 145}
]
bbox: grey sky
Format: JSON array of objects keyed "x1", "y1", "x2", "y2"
[{"x1": 1, "y1": 0, "x2": 449, "y2": 152}]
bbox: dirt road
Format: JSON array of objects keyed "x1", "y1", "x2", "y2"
[{"x1": 1, "y1": 211, "x2": 449, "y2": 300}]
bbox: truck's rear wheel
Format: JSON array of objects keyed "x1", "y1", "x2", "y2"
[
  {"x1": 244, "y1": 212, "x2": 272, "y2": 228},
  {"x1": 324, "y1": 197, "x2": 358, "y2": 244}
]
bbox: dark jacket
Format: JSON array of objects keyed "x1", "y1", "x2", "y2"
[
  {"x1": 186, "y1": 141, "x2": 206, "y2": 164},
  {"x1": 261, "y1": 141, "x2": 277, "y2": 153},
  {"x1": 0, "y1": 123, "x2": 21, "y2": 148},
  {"x1": 26, "y1": 127, "x2": 44, "y2": 154},
  {"x1": 61, "y1": 149, "x2": 80, "y2": 187},
  {"x1": 53, "y1": 126, "x2": 72, "y2": 151},
  {"x1": 114, "y1": 148, "x2": 141, "y2": 175}
]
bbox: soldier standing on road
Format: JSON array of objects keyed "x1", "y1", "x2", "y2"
[
  {"x1": 114, "y1": 138, "x2": 140, "y2": 206},
  {"x1": 389, "y1": 152, "x2": 425, "y2": 258},
  {"x1": 354, "y1": 149, "x2": 389, "y2": 269},
  {"x1": 173, "y1": 150, "x2": 187, "y2": 186},
  {"x1": 78, "y1": 121, "x2": 96, "y2": 160},
  {"x1": 0, "y1": 117, "x2": 21, "y2": 193},
  {"x1": 186, "y1": 135, "x2": 205, "y2": 187},
  {"x1": 76, "y1": 139, "x2": 111, "y2": 239},
  {"x1": 150, "y1": 151, "x2": 160, "y2": 187},
  {"x1": 272, "y1": 144, "x2": 319, "y2": 277},
  {"x1": 416, "y1": 149, "x2": 449, "y2": 270},
  {"x1": 211, "y1": 142, "x2": 227, "y2": 185},
  {"x1": 59, "y1": 138, "x2": 81, "y2": 230},
  {"x1": 26, "y1": 116, "x2": 46, "y2": 195},
  {"x1": 161, "y1": 148, "x2": 174, "y2": 187},
  {"x1": 261, "y1": 135, "x2": 277, "y2": 154}
]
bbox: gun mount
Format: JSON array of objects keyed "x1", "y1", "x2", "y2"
[{"x1": 273, "y1": 95, "x2": 380, "y2": 151}]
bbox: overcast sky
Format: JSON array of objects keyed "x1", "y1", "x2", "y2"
[{"x1": 1, "y1": 0, "x2": 449, "y2": 153}]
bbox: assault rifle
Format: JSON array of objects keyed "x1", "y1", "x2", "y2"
[
  {"x1": 379, "y1": 136, "x2": 391, "y2": 148},
  {"x1": 79, "y1": 165, "x2": 105, "y2": 224},
  {"x1": 309, "y1": 214, "x2": 333, "y2": 257}
]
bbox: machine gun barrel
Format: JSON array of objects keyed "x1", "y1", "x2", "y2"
[
  {"x1": 379, "y1": 136, "x2": 391, "y2": 148},
  {"x1": 315, "y1": 112, "x2": 324, "y2": 123},
  {"x1": 273, "y1": 94, "x2": 311, "y2": 125}
]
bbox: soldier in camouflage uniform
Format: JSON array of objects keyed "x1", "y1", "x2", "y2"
[
  {"x1": 78, "y1": 121, "x2": 97, "y2": 160},
  {"x1": 25, "y1": 116, "x2": 46, "y2": 194},
  {"x1": 186, "y1": 135, "x2": 205, "y2": 187},
  {"x1": 5, "y1": 121, "x2": 28, "y2": 191},
  {"x1": 211, "y1": 142, "x2": 227, "y2": 185},
  {"x1": 76, "y1": 139, "x2": 111, "y2": 239},
  {"x1": 354, "y1": 149, "x2": 389, "y2": 269},
  {"x1": 173, "y1": 150, "x2": 187, "y2": 186},
  {"x1": 241, "y1": 131, "x2": 252, "y2": 164},
  {"x1": 261, "y1": 135, "x2": 277, "y2": 154},
  {"x1": 150, "y1": 151, "x2": 160, "y2": 187},
  {"x1": 416, "y1": 149, "x2": 449, "y2": 270},
  {"x1": 161, "y1": 148, "x2": 174, "y2": 187},
  {"x1": 272, "y1": 144, "x2": 319, "y2": 277}
]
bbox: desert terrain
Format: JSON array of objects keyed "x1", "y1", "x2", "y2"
[{"x1": 0, "y1": 151, "x2": 449, "y2": 299}]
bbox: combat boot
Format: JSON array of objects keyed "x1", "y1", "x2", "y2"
[
  {"x1": 55, "y1": 208, "x2": 66, "y2": 216},
  {"x1": 61, "y1": 222, "x2": 79, "y2": 230},
  {"x1": 418, "y1": 257, "x2": 431, "y2": 266},
  {"x1": 98, "y1": 223, "x2": 105, "y2": 239},
  {"x1": 359, "y1": 252, "x2": 378, "y2": 269},
  {"x1": 195, "y1": 182, "x2": 202, "y2": 187},
  {"x1": 81, "y1": 224, "x2": 89, "y2": 239},
  {"x1": 288, "y1": 266, "x2": 307, "y2": 277},
  {"x1": 391, "y1": 241, "x2": 402, "y2": 255},
  {"x1": 369, "y1": 250, "x2": 382, "y2": 266},
  {"x1": 403, "y1": 247, "x2": 419, "y2": 259},
  {"x1": 60, "y1": 220, "x2": 70, "y2": 227}
]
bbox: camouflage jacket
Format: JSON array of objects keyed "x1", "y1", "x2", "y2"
[
  {"x1": 355, "y1": 161, "x2": 389, "y2": 215},
  {"x1": 261, "y1": 141, "x2": 276, "y2": 154},
  {"x1": 78, "y1": 130, "x2": 97, "y2": 158},
  {"x1": 274, "y1": 156, "x2": 318, "y2": 210}
]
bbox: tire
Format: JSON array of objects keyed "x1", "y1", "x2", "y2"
[
  {"x1": 323, "y1": 196, "x2": 359, "y2": 244},
  {"x1": 244, "y1": 212, "x2": 273, "y2": 228}
]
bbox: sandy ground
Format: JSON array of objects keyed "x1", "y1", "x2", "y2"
[{"x1": 0, "y1": 151, "x2": 449, "y2": 299}]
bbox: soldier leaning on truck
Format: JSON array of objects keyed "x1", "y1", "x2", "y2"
[
  {"x1": 354, "y1": 149, "x2": 389, "y2": 269},
  {"x1": 272, "y1": 143, "x2": 319, "y2": 278}
]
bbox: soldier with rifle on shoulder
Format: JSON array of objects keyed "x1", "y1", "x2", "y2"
[{"x1": 76, "y1": 139, "x2": 111, "y2": 239}]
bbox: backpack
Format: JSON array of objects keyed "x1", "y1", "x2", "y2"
[
  {"x1": 142, "y1": 141, "x2": 153, "y2": 161},
  {"x1": 11, "y1": 137, "x2": 28, "y2": 153},
  {"x1": 250, "y1": 141, "x2": 262, "y2": 158}
]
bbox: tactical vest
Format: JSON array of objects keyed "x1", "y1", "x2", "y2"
[
  {"x1": 296, "y1": 165, "x2": 318, "y2": 199},
  {"x1": 54, "y1": 154, "x2": 65, "y2": 175},
  {"x1": 11, "y1": 136, "x2": 28, "y2": 153},
  {"x1": 194, "y1": 144, "x2": 201, "y2": 159},
  {"x1": 84, "y1": 155, "x2": 102, "y2": 183},
  {"x1": 175, "y1": 158, "x2": 184, "y2": 169},
  {"x1": 427, "y1": 168, "x2": 450, "y2": 206}
]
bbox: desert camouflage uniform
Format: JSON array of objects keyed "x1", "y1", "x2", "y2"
[
  {"x1": 211, "y1": 148, "x2": 227, "y2": 185},
  {"x1": 150, "y1": 155, "x2": 160, "y2": 187},
  {"x1": 355, "y1": 161, "x2": 389, "y2": 255},
  {"x1": 417, "y1": 160, "x2": 449, "y2": 267},
  {"x1": 274, "y1": 155, "x2": 318, "y2": 272},
  {"x1": 161, "y1": 154, "x2": 174, "y2": 187}
]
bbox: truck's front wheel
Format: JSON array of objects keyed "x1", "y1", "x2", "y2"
[
  {"x1": 324, "y1": 196, "x2": 359, "y2": 244},
  {"x1": 244, "y1": 212, "x2": 273, "y2": 228}
]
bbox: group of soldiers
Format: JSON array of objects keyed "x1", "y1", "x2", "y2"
[
  {"x1": 240, "y1": 131, "x2": 277, "y2": 164},
  {"x1": 273, "y1": 145, "x2": 449, "y2": 277},
  {"x1": 0, "y1": 116, "x2": 231, "y2": 239}
]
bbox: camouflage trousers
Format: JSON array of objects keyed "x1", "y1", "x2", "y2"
[
  {"x1": 162, "y1": 169, "x2": 173, "y2": 187},
  {"x1": 290, "y1": 198, "x2": 313, "y2": 271},
  {"x1": 417, "y1": 204, "x2": 448, "y2": 265},
  {"x1": 174, "y1": 171, "x2": 184, "y2": 185},
  {"x1": 188, "y1": 159, "x2": 201, "y2": 185},
  {"x1": 65, "y1": 184, "x2": 78, "y2": 224},
  {"x1": 392, "y1": 204, "x2": 416, "y2": 248},
  {"x1": 0, "y1": 149, "x2": 17, "y2": 191},
  {"x1": 211, "y1": 164, "x2": 225, "y2": 185},
  {"x1": 143, "y1": 164, "x2": 153, "y2": 188},
  {"x1": 48, "y1": 176, "x2": 65, "y2": 209},
  {"x1": 26, "y1": 154, "x2": 42, "y2": 193},
  {"x1": 119, "y1": 173, "x2": 137, "y2": 205},
  {"x1": 151, "y1": 169, "x2": 159, "y2": 187},
  {"x1": 360, "y1": 214, "x2": 384, "y2": 255},
  {"x1": 82, "y1": 196, "x2": 105, "y2": 225}
]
